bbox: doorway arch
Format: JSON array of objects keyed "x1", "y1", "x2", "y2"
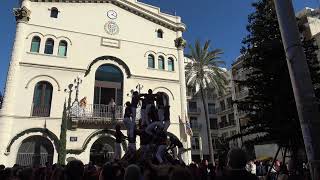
[
  {"x1": 90, "y1": 136, "x2": 115, "y2": 166},
  {"x1": 94, "y1": 64, "x2": 124, "y2": 119},
  {"x1": 16, "y1": 135, "x2": 54, "y2": 166},
  {"x1": 94, "y1": 64, "x2": 124, "y2": 106}
]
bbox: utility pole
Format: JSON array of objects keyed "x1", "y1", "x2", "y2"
[{"x1": 273, "y1": 0, "x2": 320, "y2": 179}]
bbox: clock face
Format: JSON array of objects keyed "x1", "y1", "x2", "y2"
[
  {"x1": 107, "y1": 10, "x2": 117, "y2": 20},
  {"x1": 104, "y1": 21, "x2": 119, "y2": 35}
]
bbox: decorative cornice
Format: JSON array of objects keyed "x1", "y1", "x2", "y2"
[
  {"x1": 20, "y1": 62, "x2": 87, "y2": 73},
  {"x1": 13, "y1": 6, "x2": 31, "y2": 22},
  {"x1": 131, "y1": 75, "x2": 180, "y2": 83},
  {"x1": 5, "y1": 128, "x2": 60, "y2": 155},
  {"x1": 30, "y1": 0, "x2": 186, "y2": 32},
  {"x1": 66, "y1": 129, "x2": 127, "y2": 154},
  {"x1": 175, "y1": 37, "x2": 187, "y2": 49}
]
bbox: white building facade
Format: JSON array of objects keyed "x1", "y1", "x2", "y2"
[{"x1": 0, "y1": 0, "x2": 191, "y2": 166}]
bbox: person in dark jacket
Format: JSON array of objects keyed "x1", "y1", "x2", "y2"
[
  {"x1": 218, "y1": 148, "x2": 258, "y2": 180},
  {"x1": 114, "y1": 124, "x2": 126, "y2": 160}
]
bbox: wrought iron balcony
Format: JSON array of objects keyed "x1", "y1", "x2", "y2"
[
  {"x1": 70, "y1": 104, "x2": 126, "y2": 129},
  {"x1": 31, "y1": 104, "x2": 51, "y2": 117}
]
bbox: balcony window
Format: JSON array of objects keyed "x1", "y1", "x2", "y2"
[
  {"x1": 227, "y1": 97, "x2": 233, "y2": 109},
  {"x1": 191, "y1": 136, "x2": 200, "y2": 150},
  {"x1": 32, "y1": 81, "x2": 53, "y2": 117},
  {"x1": 157, "y1": 29, "x2": 163, "y2": 38},
  {"x1": 228, "y1": 113, "x2": 235, "y2": 125},
  {"x1": 30, "y1": 36, "x2": 41, "y2": 53},
  {"x1": 148, "y1": 54, "x2": 155, "y2": 68},
  {"x1": 58, "y1": 40, "x2": 67, "y2": 56},
  {"x1": 220, "y1": 100, "x2": 226, "y2": 111},
  {"x1": 158, "y1": 56, "x2": 165, "y2": 70},
  {"x1": 219, "y1": 116, "x2": 228, "y2": 128},
  {"x1": 50, "y1": 7, "x2": 59, "y2": 18},
  {"x1": 190, "y1": 116, "x2": 197, "y2": 128},
  {"x1": 168, "y1": 57, "x2": 174, "y2": 71},
  {"x1": 210, "y1": 118, "x2": 218, "y2": 130},
  {"x1": 44, "y1": 38, "x2": 54, "y2": 54},
  {"x1": 208, "y1": 103, "x2": 216, "y2": 114}
]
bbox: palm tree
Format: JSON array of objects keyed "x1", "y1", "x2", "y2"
[{"x1": 186, "y1": 40, "x2": 227, "y2": 163}]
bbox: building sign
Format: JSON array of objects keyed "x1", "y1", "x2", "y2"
[
  {"x1": 70, "y1": 137, "x2": 78, "y2": 142},
  {"x1": 101, "y1": 37, "x2": 120, "y2": 48}
]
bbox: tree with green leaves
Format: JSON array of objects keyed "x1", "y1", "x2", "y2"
[
  {"x1": 185, "y1": 40, "x2": 227, "y2": 163},
  {"x1": 234, "y1": 0, "x2": 303, "y2": 162},
  {"x1": 233, "y1": 0, "x2": 320, "y2": 172},
  {"x1": 58, "y1": 101, "x2": 67, "y2": 165}
]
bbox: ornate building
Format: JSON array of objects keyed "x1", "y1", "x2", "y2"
[{"x1": 0, "y1": 0, "x2": 191, "y2": 166}]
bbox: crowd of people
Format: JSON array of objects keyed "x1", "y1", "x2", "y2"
[
  {"x1": 0, "y1": 148, "x2": 312, "y2": 180},
  {"x1": 1, "y1": 89, "x2": 312, "y2": 180}
]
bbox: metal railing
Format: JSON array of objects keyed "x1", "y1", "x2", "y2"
[
  {"x1": 31, "y1": 104, "x2": 51, "y2": 117},
  {"x1": 218, "y1": 121, "x2": 236, "y2": 129},
  {"x1": 71, "y1": 104, "x2": 124, "y2": 120},
  {"x1": 16, "y1": 153, "x2": 53, "y2": 166}
]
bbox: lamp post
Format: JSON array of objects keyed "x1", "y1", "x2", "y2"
[
  {"x1": 64, "y1": 84, "x2": 73, "y2": 110},
  {"x1": 136, "y1": 83, "x2": 144, "y2": 94},
  {"x1": 273, "y1": 0, "x2": 320, "y2": 179},
  {"x1": 74, "y1": 76, "x2": 82, "y2": 102}
]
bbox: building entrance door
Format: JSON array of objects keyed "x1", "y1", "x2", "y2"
[
  {"x1": 94, "y1": 87, "x2": 116, "y2": 105},
  {"x1": 94, "y1": 64, "x2": 124, "y2": 119}
]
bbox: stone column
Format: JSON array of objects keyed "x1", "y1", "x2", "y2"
[
  {"x1": 175, "y1": 34, "x2": 191, "y2": 164},
  {"x1": 1, "y1": 5, "x2": 30, "y2": 115}
]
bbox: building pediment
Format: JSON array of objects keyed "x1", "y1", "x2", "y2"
[{"x1": 30, "y1": 0, "x2": 186, "y2": 32}]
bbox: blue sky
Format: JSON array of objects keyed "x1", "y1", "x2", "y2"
[{"x1": 0, "y1": 0, "x2": 318, "y2": 93}]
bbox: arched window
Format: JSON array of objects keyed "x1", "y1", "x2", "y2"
[
  {"x1": 32, "y1": 81, "x2": 53, "y2": 117},
  {"x1": 148, "y1": 54, "x2": 155, "y2": 68},
  {"x1": 58, "y1": 40, "x2": 67, "y2": 56},
  {"x1": 30, "y1": 36, "x2": 41, "y2": 53},
  {"x1": 168, "y1": 57, "x2": 174, "y2": 71},
  {"x1": 50, "y1": 7, "x2": 59, "y2": 18},
  {"x1": 157, "y1": 29, "x2": 163, "y2": 38},
  {"x1": 158, "y1": 56, "x2": 165, "y2": 70},
  {"x1": 44, "y1": 38, "x2": 54, "y2": 54}
]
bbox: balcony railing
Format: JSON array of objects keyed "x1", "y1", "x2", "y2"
[
  {"x1": 70, "y1": 104, "x2": 124, "y2": 120},
  {"x1": 218, "y1": 121, "x2": 236, "y2": 129},
  {"x1": 31, "y1": 104, "x2": 51, "y2": 117}
]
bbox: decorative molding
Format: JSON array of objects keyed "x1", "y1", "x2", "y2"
[
  {"x1": 20, "y1": 62, "x2": 87, "y2": 73},
  {"x1": 84, "y1": 56, "x2": 132, "y2": 78},
  {"x1": 144, "y1": 50, "x2": 157, "y2": 57},
  {"x1": 66, "y1": 129, "x2": 127, "y2": 154},
  {"x1": 5, "y1": 128, "x2": 60, "y2": 155},
  {"x1": 13, "y1": 6, "x2": 31, "y2": 22},
  {"x1": 29, "y1": 0, "x2": 186, "y2": 32},
  {"x1": 131, "y1": 75, "x2": 179, "y2": 83},
  {"x1": 174, "y1": 37, "x2": 187, "y2": 49},
  {"x1": 28, "y1": 23, "x2": 178, "y2": 50},
  {"x1": 153, "y1": 87, "x2": 175, "y2": 100},
  {"x1": 25, "y1": 74, "x2": 61, "y2": 91},
  {"x1": 101, "y1": 37, "x2": 120, "y2": 48},
  {"x1": 26, "y1": 33, "x2": 73, "y2": 45}
]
